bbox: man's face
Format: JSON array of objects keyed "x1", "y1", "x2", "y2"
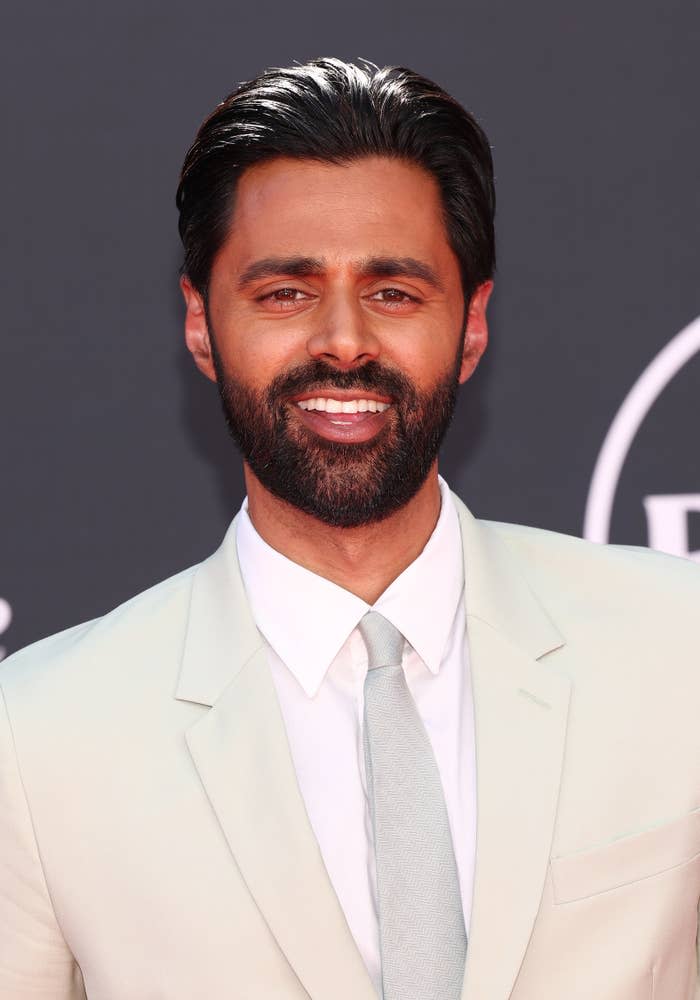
[{"x1": 182, "y1": 155, "x2": 491, "y2": 526}]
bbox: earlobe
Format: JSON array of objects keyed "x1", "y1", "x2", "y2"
[
  {"x1": 180, "y1": 275, "x2": 218, "y2": 383},
  {"x1": 459, "y1": 279, "x2": 493, "y2": 384}
]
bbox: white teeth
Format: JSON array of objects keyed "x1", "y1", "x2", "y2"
[
  {"x1": 298, "y1": 397, "x2": 327, "y2": 411},
  {"x1": 296, "y1": 397, "x2": 391, "y2": 414}
]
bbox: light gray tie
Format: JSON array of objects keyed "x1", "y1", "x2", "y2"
[{"x1": 360, "y1": 611, "x2": 467, "y2": 1000}]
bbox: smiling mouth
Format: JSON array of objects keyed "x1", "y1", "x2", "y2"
[{"x1": 290, "y1": 393, "x2": 394, "y2": 442}]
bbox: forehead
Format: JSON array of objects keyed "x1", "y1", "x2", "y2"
[{"x1": 222, "y1": 155, "x2": 454, "y2": 267}]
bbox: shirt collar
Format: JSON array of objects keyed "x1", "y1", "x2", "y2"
[
  {"x1": 372, "y1": 478, "x2": 464, "y2": 676},
  {"x1": 235, "y1": 476, "x2": 464, "y2": 697}
]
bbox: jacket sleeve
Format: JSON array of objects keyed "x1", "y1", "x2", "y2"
[{"x1": 0, "y1": 689, "x2": 86, "y2": 999}]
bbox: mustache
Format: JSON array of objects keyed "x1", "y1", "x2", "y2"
[{"x1": 266, "y1": 359, "x2": 417, "y2": 403}]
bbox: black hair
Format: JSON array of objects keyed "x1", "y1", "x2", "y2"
[{"x1": 176, "y1": 58, "x2": 495, "y2": 302}]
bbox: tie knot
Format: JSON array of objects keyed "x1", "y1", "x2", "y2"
[{"x1": 358, "y1": 611, "x2": 404, "y2": 670}]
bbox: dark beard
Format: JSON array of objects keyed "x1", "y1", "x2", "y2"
[{"x1": 210, "y1": 342, "x2": 462, "y2": 528}]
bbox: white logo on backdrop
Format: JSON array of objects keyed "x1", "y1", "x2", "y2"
[
  {"x1": 0, "y1": 598, "x2": 12, "y2": 662},
  {"x1": 584, "y1": 315, "x2": 700, "y2": 560}
]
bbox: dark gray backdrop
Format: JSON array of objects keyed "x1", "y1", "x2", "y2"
[{"x1": 2, "y1": 0, "x2": 699, "y2": 658}]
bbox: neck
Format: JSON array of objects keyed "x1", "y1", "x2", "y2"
[{"x1": 243, "y1": 463, "x2": 443, "y2": 605}]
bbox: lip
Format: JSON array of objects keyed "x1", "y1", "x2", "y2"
[{"x1": 292, "y1": 404, "x2": 391, "y2": 443}]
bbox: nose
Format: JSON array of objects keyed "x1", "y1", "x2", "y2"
[{"x1": 306, "y1": 291, "x2": 380, "y2": 370}]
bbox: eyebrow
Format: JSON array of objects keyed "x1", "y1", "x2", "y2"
[
  {"x1": 236, "y1": 255, "x2": 444, "y2": 292},
  {"x1": 356, "y1": 256, "x2": 444, "y2": 292},
  {"x1": 237, "y1": 256, "x2": 324, "y2": 289}
]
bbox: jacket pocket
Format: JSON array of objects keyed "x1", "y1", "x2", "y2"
[{"x1": 550, "y1": 806, "x2": 700, "y2": 904}]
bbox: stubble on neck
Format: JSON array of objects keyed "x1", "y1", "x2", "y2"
[{"x1": 243, "y1": 461, "x2": 443, "y2": 604}]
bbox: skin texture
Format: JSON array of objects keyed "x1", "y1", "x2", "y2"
[{"x1": 182, "y1": 155, "x2": 492, "y2": 603}]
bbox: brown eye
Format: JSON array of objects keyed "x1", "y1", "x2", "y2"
[
  {"x1": 256, "y1": 287, "x2": 312, "y2": 308},
  {"x1": 371, "y1": 288, "x2": 418, "y2": 305}
]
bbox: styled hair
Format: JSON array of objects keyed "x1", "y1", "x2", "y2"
[{"x1": 176, "y1": 58, "x2": 495, "y2": 302}]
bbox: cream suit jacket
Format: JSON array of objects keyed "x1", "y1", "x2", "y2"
[{"x1": 1, "y1": 494, "x2": 699, "y2": 1000}]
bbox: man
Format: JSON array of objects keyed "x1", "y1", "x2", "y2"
[{"x1": 0, "y1": 57, "x2": 698, "y2": 1000}]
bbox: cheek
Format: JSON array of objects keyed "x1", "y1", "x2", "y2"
[
  {"x1": 213, "y1": 313, "x2": 303, "y2": 380},
  {"x1": 387, "y1": 334, "x2": 461, "y2": 388}
]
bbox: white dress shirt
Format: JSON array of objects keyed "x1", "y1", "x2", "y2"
[{"x1": 235, "y1": 476, "x2": 477, "y2": 995}]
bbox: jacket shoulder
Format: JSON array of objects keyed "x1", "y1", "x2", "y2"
[
  {"x1": 0, "y1": 564, "x2": 198, "y2": 697},
  {"x1": 483, "y1": 518, "x2": 700, "y2": 608}
]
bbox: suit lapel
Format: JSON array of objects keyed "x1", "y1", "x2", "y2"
[
  {"x1": 452, "y1": 498, "x2": 571, "y2": 1000},
  {"x1": 176, "y1": 520, "x2": 376, "y2": 1000},
  {"x1": 460, "y1": 617, "x2": 570, "y2": 1000}
]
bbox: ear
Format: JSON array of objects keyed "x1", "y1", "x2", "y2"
[
  {"x1": 181, "y1": 275, "x2": 217, "y2": 383},
  {"x1": 458, "y1": 280, "x2": 493, "y2": 384}
]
